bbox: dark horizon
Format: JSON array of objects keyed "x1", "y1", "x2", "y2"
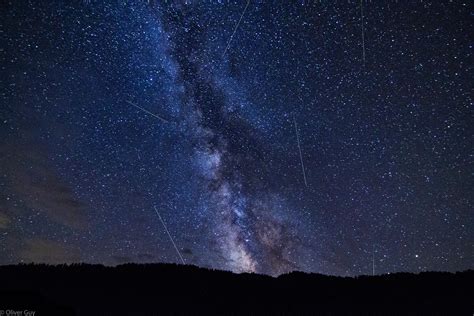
[
  {"x1": 2, "y1": 261, "x2": 473, "y2": 278},
  {"x1": 1, "y1": 263, "x2": 472, "y2": 315}
]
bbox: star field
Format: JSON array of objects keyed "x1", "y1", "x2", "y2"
[{"x1": 1, "y1": 1, "x2": 472, "y2": 276}]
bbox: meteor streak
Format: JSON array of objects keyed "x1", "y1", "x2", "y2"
[
  {"x1": 154, "y1": 206, "x2": 185, "y2": 265},
  {"x1": 293, "y1": 115, "x2": 308, "y2": 187},
  {"x1": 126, "y1": 100, "x2": 169, "y2": 124},
  {"x1": 222, "y1": 0, "x2": 250, "y2": 57}
]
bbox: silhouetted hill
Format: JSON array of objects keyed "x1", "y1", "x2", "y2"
[{"x1": 0, "y1": 263, "x2": 472, "y2": 315}]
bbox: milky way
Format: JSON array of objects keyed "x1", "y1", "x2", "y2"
[
  {"x1": 154, "y1": 3, "x2": 307, "y2": 275},
  {"x1": 1, "y1": 1, "x2": 472, "y2": 276}
]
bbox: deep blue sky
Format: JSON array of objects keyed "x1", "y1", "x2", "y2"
[{"x1": 1, "y1": 1, "x2": 472, "y2": 276}]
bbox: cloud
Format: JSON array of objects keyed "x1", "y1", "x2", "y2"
[
  {"x1": 19, "y1": 239, "x2": 82, "y2": 264},
  {"x1": 0, "y1": 212, "x2": 10, "y2": 229},
  {"x1": 0, "y1": 143, "x2": 88, "y2": 229}
]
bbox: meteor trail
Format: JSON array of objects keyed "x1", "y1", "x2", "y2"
[
  {"x1": 154, "y1": 206, "x2": 186, "y2": 265},
  {"x1": 293, "y1": 115, "x2": 308, "y2": 187},
  {"x1": 126, "y1": 100, "x2": 169, "y2": 124},
  {"x1": 222, "y1": 0, "x2": 250, "y2": 57}
]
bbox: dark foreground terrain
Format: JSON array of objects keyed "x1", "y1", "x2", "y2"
[{"x1": 0, "y1": 264, "x2": 472, "y2": 315}]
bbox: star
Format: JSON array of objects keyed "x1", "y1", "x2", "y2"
[{"x1": 0, "y1": 0, "x2": 471, "y2": 276}]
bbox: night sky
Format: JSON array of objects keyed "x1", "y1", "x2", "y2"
[{"x1": 1, "y1": 1, "x2": 472, "y2": 276}]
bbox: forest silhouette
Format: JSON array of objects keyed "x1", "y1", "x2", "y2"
[{"x1": 0, "y1": 263, "x2": 472, "y2": 315}]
